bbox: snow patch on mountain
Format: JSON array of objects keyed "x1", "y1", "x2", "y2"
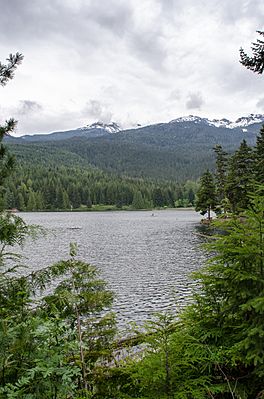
[
  {"x1": 79, "y1": 121, "x2": 122, "y2": 133},
  {"x1": 170, "y1": 114, "x2": 264, "y2": 129},
  {"x1": 227, "y1": 114, "x2": 264, "y2": 128}
]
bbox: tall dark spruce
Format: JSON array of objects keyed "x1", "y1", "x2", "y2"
[
  {"x1": 240, "y1": 30, "x2": 264, "y2": 74},
  {"x1": 225, "y1": 139, "x2": 255, "y2": 213},
  {"x1": 0, "y1": 53, "x2": 23, "y2": 209},
  {"x1": 195, "y1": 169, "x2": 216, "y2": 219},
  {"x1": 255, "y1": 125, "x2": 264, "y2": 182}
]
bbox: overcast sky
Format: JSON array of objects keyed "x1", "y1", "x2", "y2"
[{"x1": 0, "y1": 0, "x2": 264, "y2": 135}]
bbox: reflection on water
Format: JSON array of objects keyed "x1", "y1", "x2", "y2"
[{"x1": 16, "y1": 210, "x2": 206, "y2": 329}]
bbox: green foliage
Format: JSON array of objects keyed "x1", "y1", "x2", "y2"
[
  {"x1": 114, "y1": 315, "x2": 214, "y2": 399},
  {"x1": 213, "y1": 144, "x2": 228, "y2": 211},
  {"x1": 0, "y1": 50, "x2": 117, "y2": 399},
  {"x1": 0, "y1": 239, "x2": 117, "y2": 398},
  {"x1": 225, "y1": 139, "x2": 255, "y2": 212},
  {"x1": 188, "y1": 186, "x2": 264, "y2": 396},
  {"x1": 240, "y1": 30, "x2": 264, "y2": 74},
  {"x1": 0, "y1": 53, "x2": 23, "y2": 209},
  {"x1": 255, "y1": 125, "x2": 264, "y2": 182},
  {"x1": 1, "y1": 158, "x2": 198, "y2": 211},
  {"x1": 111, "y1": 187, "x2": 264, "y2": 399},
  {"x1": 195, "y1": 170, "x2": 216, "y2": 219},
  {"x1": 0, "y1": 212, "x2": 29, "y2": 248},
  {"x1": 0, "y1": 151, "x2": 116, "y2": 397},
  {"x1": 198, "y1": 126, "x2": 264, "y2": 216},
  {"x1": 1, "y1": 44, "x2": 264, "y2": 399},
  {"x1": 0, "y1": 53, "x2": 23, "y2": 87}
]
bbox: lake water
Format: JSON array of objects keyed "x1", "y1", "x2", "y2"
[{"x1": 17, "y1": 210, "x2": 206, "y2": 330}]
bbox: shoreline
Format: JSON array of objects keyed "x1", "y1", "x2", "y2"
[{"x1": 11, "y1": 207, "x2": 196, "y2": 213}]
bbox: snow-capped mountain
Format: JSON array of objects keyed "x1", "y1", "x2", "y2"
[
  {"x1": 79, "y1": 121, "x2": 121, "y2": 134},
  {"x1": 10, "y1": 121, "x2": 122, "y2": 142},
  {"x1": 6, "y1": 114, "x2": 263, "y2": 144},
  {"x1": 170, "y1": 114, "x2": 264, "y2": 130}
]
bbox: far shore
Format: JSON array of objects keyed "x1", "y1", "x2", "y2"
[{"x1": 10, "y1": 206, "x2": 196, "y2": 213}]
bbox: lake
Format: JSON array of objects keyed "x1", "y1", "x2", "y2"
[{"x1": 17, "y1": 210, "x2": 206, "y2": 330}]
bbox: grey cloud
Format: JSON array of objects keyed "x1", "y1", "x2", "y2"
[
  {"x1": 0, "y1": 0, "x2": 166, "y2": 71},
  {"x1": 0, "y1": 0, "x2": 133, "y2": 46},
  {"x1": 15, "y1": 108, "x2": 83, "y2": 135},
  {"x1": 17, "y1": 100, "x2": 42, "y2": 115},
  {"x1": 128, "y1": 30, "x2": 167, "y2": 70},
  {"x1": 215, "y1": 61, "x2": 263, "y2": 97},
  {"x1": 186, "y1": 92, "x2": 204, "y2": 110},
  {"x1": 160, "y1": 0, "x2": 177, "y2": 10},
  {"x1": 256, "y1": 97, "x2": 264, "y2": 110},
  {"x1": 168, "y1": 89, "x2": 181, "y2": 101},
  {"x1": 86, "y1": 0, "x2": 133, "y2": 37},
  {"x1": 159, "y1": 0, "x2": 189, "y2": 16},
  {"x1": 215, "y1": 0, "x2": 264, "y2": 25},
  {"x1": 0, "y1": 0, "x2": 60, "y2": 42},
  {"x1": 83, "y1": 100, "x2": 112, "y2": 123}
]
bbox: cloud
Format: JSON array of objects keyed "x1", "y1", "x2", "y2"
[
  {"x1": 1, "y1": 0, "x2": 264, "y2": 135},
  {"x1": 217, "y1": 0, "x2": 264, "y2": 25},
  {"x1": 0, "y1": 0, "x2": 134, "y2": 47},
  {"x1": 17, "y1": 100, "x2": 42, "y2": 115},
  {"x1": 256, "y1": 97, "x2": 264, "y2": 110},
  {"x1": 186, "y1": 92, "x2": 204, "y2": 110},
  {"x1": 86, "y1": 0, "x2": 133, "y2": 37},
  {"x1": 168, "y1": 89, "x2": 181, "y2": 101},
  {"x1": 128, "y1": 30, "x2": 167, "y2": 70},
  {"x1": 83, "y1": 100, "x2": 113, "y2": 123}
]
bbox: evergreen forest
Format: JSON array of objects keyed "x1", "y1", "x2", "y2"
[{"x1": 2, "y1": 137, "x2": 200, "y2": 211}]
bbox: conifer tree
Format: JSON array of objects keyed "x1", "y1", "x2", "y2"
[
  {"x1": 195, "y1": 170, "x2": 216, "y2": 219},
  {"x1": 187, "y1": 186, "x2": 264, "y2": 397},
  {"x1": 254, "y1": 125, "x2": 264, "y2": 183},
  {"x1": 240, "y1": 31, "x2": 264, "y2": 74},
  {"x1": 132, "y1": 190, "x2": 145, "y2": 209},
  {"x1": 226, "y1": 139, "x2": 254, "y2": 212},
  {"x1": 0, "y1": 53, "x2": 23, "y2": 208},
  {"x1": 213, "y1": 144, "x2": 228, "y2": 212}
]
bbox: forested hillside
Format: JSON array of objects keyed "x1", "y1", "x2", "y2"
[
  {"x1": 3, "y1": 142, "x2": 198, "y2": 211},
  {"x1": 7, "y1": 116, "x2": 262, "y2": 183},
  {"x1": 4, "y1": 114, "x2": 262, "y2": 211}
]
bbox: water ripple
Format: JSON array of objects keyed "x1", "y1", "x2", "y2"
[{"x1": 15, "y1": 210, "x2": 206, "y2": 329}]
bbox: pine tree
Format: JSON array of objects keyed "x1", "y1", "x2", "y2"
[
  {"x1": 254, "y1": 125, "x2": 264, "y2": 183},
  {"x1": 27, "y1": 190, "x2": 37, "y2": 211},
  {"x1": 187, "y1": 186, "x2": 264, "y2": 396},
  {"x1": 152, "y1": 187, "x2": 165, "y2": 207},
  {"x1": 226, "y1": 140, "x2": 254, "y2": 212},
  {"x1": 0, "y1": 53, "x2": 23, "y2": 208},
  {"x1": 240, "y1": 31, "x2": 264, "y2": 74},
  {"x1": 0, "y1": 53, "x2": 23, "y2": 86},
  {"x1": 132, "y1": 190, "x2": 145, "y2": 209},
  {"x1": 213, "y1": 144, "x2": 228, "y2": 212},
  {"x1": 195, "y1": 170, "x2": 216, "y2": 220}
]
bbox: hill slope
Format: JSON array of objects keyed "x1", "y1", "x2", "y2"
[{"x1": 7, "y1": 114, "x2": 264, "y2": 181}]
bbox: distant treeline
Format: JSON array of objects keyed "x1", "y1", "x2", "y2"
[
  {"x1": 3, "y1": 163, "x2": 199, "y2": 211},
  {"x1": 196, "y1": 125, "x2": 264, "y2": 216}
]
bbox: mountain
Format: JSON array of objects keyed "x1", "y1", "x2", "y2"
[
  {"x1": 7, "y1": 121, "x2": 122, "y2": 142},
  {"x1": 78, "y1": 121, "x2": 122, "y2": 134},
  {"x1": 169, "y1": 114, "x2": 264, "y2": 130},
  {"x1": 6, "y1": 114, "x2": 264, "y2": 143},
  {"x1": 6, "y1": 114, "x2": 264, "y2": 181}
]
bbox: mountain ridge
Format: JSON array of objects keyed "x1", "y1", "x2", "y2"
[
  {"x1": 7, "y1": 113, "x2": 264, "y2": 143},
  {"x1": 7, "y1": 112, "x2": 263, "y2": 182}
]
